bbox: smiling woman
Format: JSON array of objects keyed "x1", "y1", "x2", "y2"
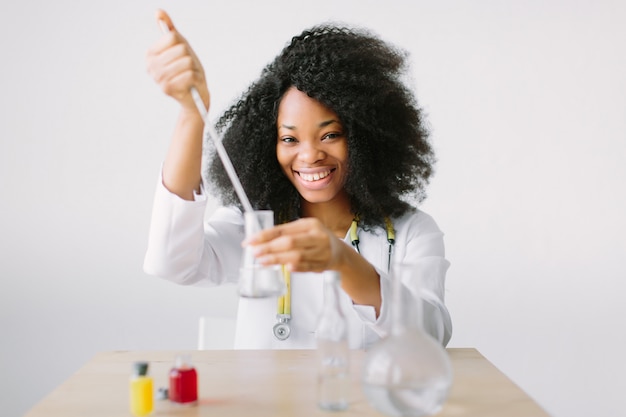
[
  {"x1": 143, "y1": 10, "x2": 451, "y2": 350},
  {"x1": 276, "y1": 87, "x2": 349, "y2": 214}
]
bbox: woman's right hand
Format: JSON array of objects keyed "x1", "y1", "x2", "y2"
[
  {"x1": 146, "y1": 9, "x2": 210, "y2": 114},
  {"x1": 146, "y1": 9, "x2": 208, "y2": 200}
]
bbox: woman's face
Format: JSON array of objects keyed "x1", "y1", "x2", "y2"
[{"x1": 276, "y1": 87, "x2": 348, "y2": 205}]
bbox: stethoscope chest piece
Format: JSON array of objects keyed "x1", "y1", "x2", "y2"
[{"x1": 273, "y1": 314, "x2": 291, "y2": 340}]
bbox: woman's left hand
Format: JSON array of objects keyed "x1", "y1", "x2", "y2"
[
  {"x1": 243, "y1": 218, "x2": 346, "y2": 272},
  {"x1": 246, "y1": 217, "x2": 382, "y2": 314}
]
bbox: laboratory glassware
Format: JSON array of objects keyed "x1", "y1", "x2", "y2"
[
  {"x1": 316, "y1": 270, "x2": 350, "y2": 411},
  {"x1": 361, "y1": 262, "x2": 452, "y2": 416},
  {"x1": 239, "y1": 210, "x2": 286, "y2": 298}
]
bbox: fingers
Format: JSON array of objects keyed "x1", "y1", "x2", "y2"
[
  {"x1": 151, "y1": 44, "x2": 196, "y2": 84},
  {"x1": 254, "y1": 233, "x2": 319, "y2": 257},
  {"x1": 247, "y1": 218, "x2": 340, "y2": 272},
  {"x1": 146, "y1": 10, "x2": 208, "y2": 108},
  {"x1": 243, "y1": 218, "x2": 318, "y2": 245},
  {"x1": 147, "y1": 43, "x2": 199, "y2": 101},
  {"x1": 257, "y1": 246, "x2": 330, "y2": 273},
  {"x1": 155, "y1": 9, "x2": 175, "y2": 33}
]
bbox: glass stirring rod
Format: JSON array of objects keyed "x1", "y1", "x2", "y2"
[{"x1": 158, "y1": 20, "x2": 255, "y2": 214}]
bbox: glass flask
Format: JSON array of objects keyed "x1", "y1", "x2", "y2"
[
  {"x1": 238, "y1": 210, "x2": 286, "y2": 298},
  {"x1": 361, "y1": 263, "x2": 452, "y2": 417},
  {"x1": 316, "y1": 271, "x2": 350, "y2": 411}
]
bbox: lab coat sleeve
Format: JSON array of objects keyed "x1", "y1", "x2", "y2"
[
  {"x1": 353, "y1": 210, "x2": 452, "y2": 346},
  {"x1": 143, "y1": 173, "x2": 244, "y2": 286},
  {"x1": 399, "y1": 211, "x2": 452, "y2": 346}
]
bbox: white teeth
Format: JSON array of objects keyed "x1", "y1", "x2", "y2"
[{"x1": 299, "y1": 170, "x2": 330, "y2": 182}]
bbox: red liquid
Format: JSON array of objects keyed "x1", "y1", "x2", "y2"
[{"x1": 169, "y1": 367, "x2": 198, "y2": 404}]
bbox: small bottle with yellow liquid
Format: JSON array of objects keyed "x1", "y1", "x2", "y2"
[{"x1": 130, "y1": 361, "x2": 153, "y2": 416}]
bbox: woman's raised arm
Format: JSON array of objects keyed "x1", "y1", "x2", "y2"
[{"x1": 145, "y1": 9, "x2": 210, "y2": 200}]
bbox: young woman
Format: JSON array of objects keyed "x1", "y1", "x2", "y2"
[{"x1": 144, "y1": 10, "x2": 451, "y2": 349}]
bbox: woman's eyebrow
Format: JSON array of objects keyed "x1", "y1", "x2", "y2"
[
  {"x1": 319, "y1": 119, "x2": 339, "y2": 128},
  {"x1": 279, "y1": 119, "x2": 339, "y2": 130}
]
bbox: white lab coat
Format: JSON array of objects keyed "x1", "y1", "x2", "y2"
[{"x1": 144, "y1": 177, "x2": 452, "y2": 349}]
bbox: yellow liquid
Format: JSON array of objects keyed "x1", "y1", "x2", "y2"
[{"x1": 130, "y1": 376, "x2": 153, "y2": 416}]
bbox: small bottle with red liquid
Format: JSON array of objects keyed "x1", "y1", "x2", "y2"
[{"x1": 169, "y1": 355, "x2": 198, "y2": 405}]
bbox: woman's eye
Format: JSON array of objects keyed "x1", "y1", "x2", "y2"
[
  {"x1": 323, "y1": 132, "x2": 343, "y2": 140},
  {"x1": 280, "y1": 137, "x2": 297, "y2": 143}
]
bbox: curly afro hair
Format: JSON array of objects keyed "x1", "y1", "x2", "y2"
[{"x1": 207, "y1": 24, "x2": 435, "y2": 228}]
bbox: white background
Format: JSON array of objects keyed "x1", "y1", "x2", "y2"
[{"x1": 1, "y1": 1, "x2": 624, "y2": 416}]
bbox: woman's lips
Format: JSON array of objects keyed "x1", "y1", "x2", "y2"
[
  {"x1": 296, "y1": 169, "x2": 332, "y2": 182},
  {"x1": 294, "y1": 168, "x2": 336, "y2": 189}
]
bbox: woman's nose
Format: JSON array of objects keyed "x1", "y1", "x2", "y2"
[{"x1": 297, "y1": 140, "x2": 325, "y2": 164}]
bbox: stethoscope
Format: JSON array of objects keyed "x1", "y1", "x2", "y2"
[
  {"x1": 273, "y1": 265, "x2": 292, "y2": 340},
  {"x1": 272, "y1": 216, "x2": 395, "y2": 341}
]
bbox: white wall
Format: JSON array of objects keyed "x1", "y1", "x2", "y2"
[{"x1": 1, "y1": 1, "x2": 624, "y2": 416}]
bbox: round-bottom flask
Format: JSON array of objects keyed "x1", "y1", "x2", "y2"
[{"x1": 361, "y1": 263, "x2": 452, "y2": 417}]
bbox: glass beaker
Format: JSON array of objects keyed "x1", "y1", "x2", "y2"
[
  {"x1": 238, "y1": 210, "x2": 286, "y2": 298},
  {"x1": 361, "y1": 262, "x2": 452, "y2": 417}
]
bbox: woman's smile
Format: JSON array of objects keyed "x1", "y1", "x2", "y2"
[{"x1": 296, "y1": 168, "x2": 333, "y2": 182}]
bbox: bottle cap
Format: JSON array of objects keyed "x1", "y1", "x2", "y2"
[
  {"x1": 157, "y1": 387, "x2": 169, "y2": 400},
  {"x1": 175, "y1": 354, "x2": 193, "y2": 369},
  {"x1": 133, "y1": 361, "x2": 149, "y2": 376}
]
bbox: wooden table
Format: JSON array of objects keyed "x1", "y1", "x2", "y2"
[{"x1": 24, "y1": 348, "x2": 550, "y2": 417}]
